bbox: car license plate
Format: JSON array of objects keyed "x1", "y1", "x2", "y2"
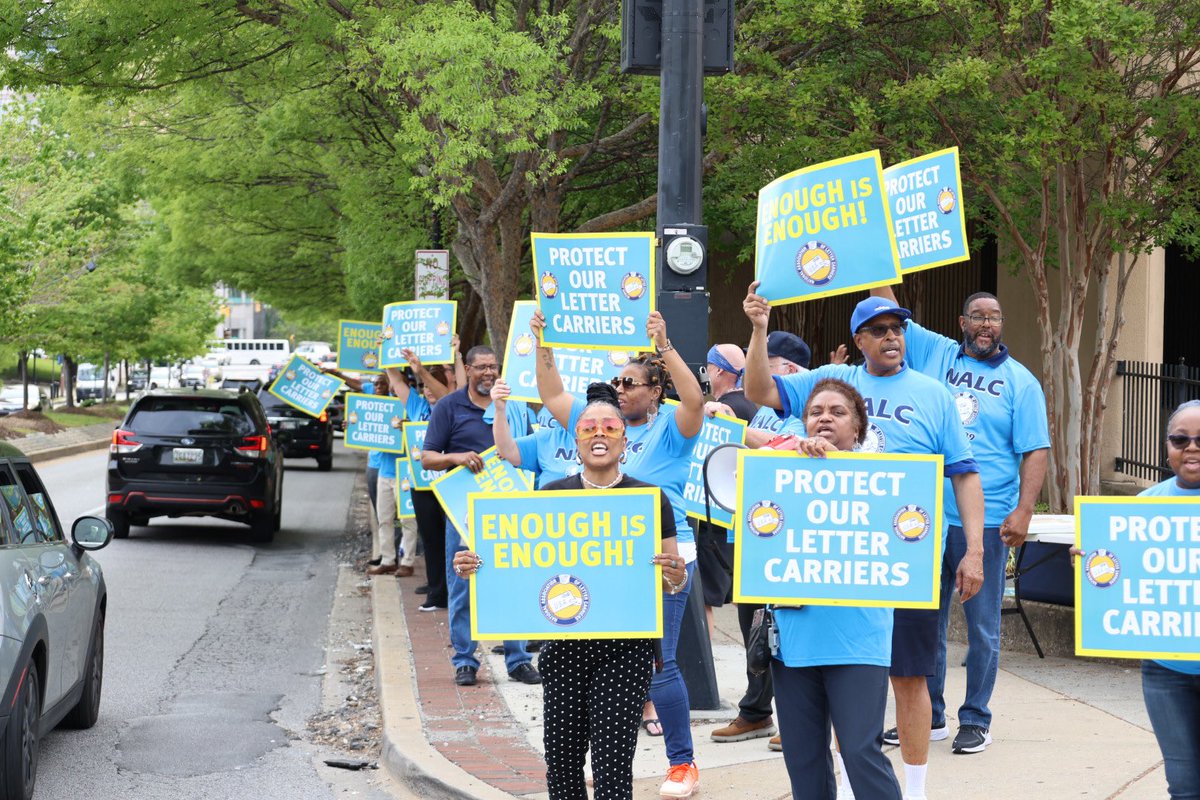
[
  {"x1": 172, "y1": 448, "x2": 204, "y2": 465},
  {"x1": 280, "y1": 419, "x2": 300, "y2": 430}
]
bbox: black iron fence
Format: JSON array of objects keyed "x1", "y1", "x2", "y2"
[{"x1": 1115, "y1": 360, "x2": 1200, "y2": 481}]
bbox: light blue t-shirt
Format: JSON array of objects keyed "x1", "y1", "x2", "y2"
[
  {"x1": 903, "y1": 320, "x2": 1051, "y2": 527},
  {"x1": 515, "y1": 417, "x2": 580, "y2": 488},
  {"x1": 1139, "y1": 477, "x2": 1200, "y2": 675},
  {"x1": 567, "y1": 397, "x2": 700, "y2": 547},
  {"x1": 374, "y1": 391, "x2": 433, "y2": 478},
  {"x1": 775, "y1": 606, "x2": 893, "y2": 667}
]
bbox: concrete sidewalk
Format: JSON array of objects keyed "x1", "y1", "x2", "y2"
[
  {"x1": 11, "y1": 420, "x2": 115, "y2": 462},
  {"x1": 372, "y1": 561, "x2": 1169, "y2": 799}
]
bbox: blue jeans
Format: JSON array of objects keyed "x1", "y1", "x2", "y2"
[
  {"x1": 650, "y1": 561, "x2": 695, "y2": 767},
  {"x1": 445, "y1": 522, "x2": 530, "y2": 672},
  {"x1": 929, "y1": 525, "x2": 1008, "y2": 729},
  {"x1": 1142, "y1": 660, "x2": 1200, "y2": 799}
]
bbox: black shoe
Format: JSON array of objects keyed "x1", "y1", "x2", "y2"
[
  {"x1": 952, "y1": 725, "x2": 991, "y2": 754},
  {"x1": 508, "y1": 663, "x2": 542, "y2": 685},
  {"x1": 415, "y1": 584, "x2": 429, "y2": 595},
  {"x1": 491, "y1": 644, "x2": 505, "y2": 655},
  {"x1": 367, "y1": 557, "x2": 382, "y2": 567},
  {"x1": 454, "y1": 666, "x2": 478, "y2": 686}
]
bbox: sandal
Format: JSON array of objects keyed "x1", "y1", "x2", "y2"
[{"x1": 641, "y1": 718, "x2": 664, "y2": 737}]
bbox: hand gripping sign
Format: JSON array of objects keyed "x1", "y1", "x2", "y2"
[
  {"x1": 733, "y1": 449, "x2": 944, "y2": 607},
  {"x1": 268, "y1": 355, "x2": 344, "y2": 417},
  {"x1": 502, "y1": 300, "x2": 635, "y2": 403},
  {"x1": 532, "y1": 232, "x2": 656, "y2": 352},
  {"x1": 379, "y1": 300, "x2": 457, "y2": 368},
  {"x1": 882, "y1": 148, "x2": 969, "y2": 274},
  {"x1": 755, "y1": 151, "x2": 901, "y2": 306},
  {"x1": 1075, "y1": 497, "x2": 1200, "y2": 661},
  {"x1": 468, "y1": 489, "x2": 664, "y2": 640},
  {"x1": 337, "y1": 319, "x2": 383, "y2": 373}
]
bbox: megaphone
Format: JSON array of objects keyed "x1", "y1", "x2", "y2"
[{"x1": 702, "y1": 442, "x2": 747, "y2": 514}]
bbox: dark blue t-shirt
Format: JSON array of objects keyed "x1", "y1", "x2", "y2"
[{"x1": 423, "y1": 387, "x2": 532, "y2": 455}]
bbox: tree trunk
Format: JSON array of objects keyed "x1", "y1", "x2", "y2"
[{"x1": 63, "y1": 355, "x2": 76, "y2": 409}]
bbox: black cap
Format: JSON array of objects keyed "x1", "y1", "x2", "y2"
[{"x1": 766, "y1": 331, "x2": 811, "y2": 369}]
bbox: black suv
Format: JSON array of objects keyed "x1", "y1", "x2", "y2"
[
  {"x1": 257, "y1": 388, "x2": 334, "y2": 471},
  {"x1": 106, "y1": 389, "x2": 284, "y2": 542}
]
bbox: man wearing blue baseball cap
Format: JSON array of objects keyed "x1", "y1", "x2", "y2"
[
  {"x1": 869, "y1": 284, "x2": 1049, "y2": 756},
  {"x1": 742, "y1": 282, "x2": 985, "y2": 800}
]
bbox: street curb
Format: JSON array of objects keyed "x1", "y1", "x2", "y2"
[
  {"x1": 372, "y1": 576, "x2": 519, "y2": 800},
  {"x1": 27, "y1": 437, "x2": 110, "y2": 464}
]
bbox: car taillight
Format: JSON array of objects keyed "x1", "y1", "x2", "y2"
[
  {"x1": 318, "y1": 411, "x2": 328, "y2": 423},
  {"x1": 111, "y1": 429, "x2": 142, "y2": 454},
  {"x1": 237, "y1": 435, "x2": 269, "y2": 459}
]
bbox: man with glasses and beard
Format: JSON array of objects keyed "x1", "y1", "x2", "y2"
[
  {"x1": 743, "y1": 283, "x2": 985, "y2": 800},
  {"x1": 869, "y1": 285, "x2": 1049, "y2": 756},
  {"x1": 421, "y1": 345, "x2": 543, "y2": 687}
]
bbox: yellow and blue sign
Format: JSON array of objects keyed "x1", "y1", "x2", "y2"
[
  {"x1": 337, "y1": 319, "x2": 383, "y2": 373},
  {"x1": 268, "y1": 355, "x2": 344, "y2": 418},
  {"x1": 379, "y1": 300, "x2": 457, "y2": 368},
  {"x1": 395, "y1": 460, "x2": 416, "y2": 520},
  {"x1": 343, "y1": 393, "x2": 405, "y2": 453},
  {"x1": 532, "y1": 232, "x2": 656, "y2": 352},
  {"x1": 432, "y1": 447, "x2": 534, "y2": 545},
  {"x1": 733, "y1": 449, "x2": 944, "y2": 607},
  {"x1": 882, "y1": 148, "x2": 969, "y2": 274},
  {"x1": 677, "y1": 406, "x2": 747, "y2": 531},
  {"x1": 755, "y1": 151, "x2": 901, "y2": 306},
  {"x1": 1074, "y1": 497, "x2": 1200, "y2": 660},
  {"x1": 468, "y1": 489, "x2": 664, "y2": 639},
  {"x1": 402, "y1": 422, "x2": 445, "y2": 491},
  {"x1": 501, "y1": 300, "x2": 634, "y2": 403}
]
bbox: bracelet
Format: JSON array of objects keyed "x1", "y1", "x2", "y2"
[
  {"x1": 657, "y1": 339, "x2": 675, "y2": 354},
  {"x1": 664, "y1": 567, "x2": 689, "y2": 595}
]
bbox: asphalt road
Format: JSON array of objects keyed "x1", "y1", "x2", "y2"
[{"x1": 30, "y1": 441, "x2": 404, "y2": 799}]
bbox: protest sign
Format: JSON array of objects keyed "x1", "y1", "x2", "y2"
[
  {"x1": 343, "y1": 393, "x2": 405, "y2": 453},
  {"x1": 379, "y1": 300, "x2": 456, "y2": 368},
  {"x1": 674, "y1": 403, "x2": 747, "y2": 530},
  {"x1": 1074, "y1": 497, "x2": 1200, "y2": 661},
  {"x1": 755, "y1": 151, "x2": 901, "y2": 306},
  {"x1": 733, "y1": 449, "x2": 944, "y2": 607},
  {"x1": 395, "y1": 460, "x2": 416, "y2": 520},
  {"x1": 883, "y1": 148, "x2": 969, "y2": 274},
  {"x1": 532, "y1": 232, "x2": 656, "y2": 352},
  {"x1": 501, "y1": 300, "x2": 634, "y2": 403},
  {"x1": 402, "y1": 422, "x2": 445, "y2": 490},
  {"x1": 268, "y1": 355, "x2": 344, "y2": 417},
  {"x1": 337, "y1": 320, "x2": 383, "y2": 373},
  {"x1": 432, "y1": 447, "x2": 534, "y2": 545},
  {"x1": 468, "y1": 489, "x2": 663, "y2": 639},
  {"x1": 415, "y1": 250, "x2": 450, "y2": 300}
]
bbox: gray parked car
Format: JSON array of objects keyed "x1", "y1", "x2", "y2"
[{"x1": 0, "y1": 443, "x2": 112, "y2": 800}]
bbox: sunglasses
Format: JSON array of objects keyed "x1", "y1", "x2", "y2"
[
  {"x1": 575, "y1": 417, "x2": 626, "y2": 439},
  {"x1": 858, "y1": 322, "x2": 907, "y2": 339},
  {"x1": 610, "y1": 377, "x2": 651, "y2": 389},
  {"x1": 1167, "y1": 434, "x2": 1200, "y2": 449}
]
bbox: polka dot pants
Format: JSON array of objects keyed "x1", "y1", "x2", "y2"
[{"x1": 540, "y1": 639, "x2": 654, "y2": 800}]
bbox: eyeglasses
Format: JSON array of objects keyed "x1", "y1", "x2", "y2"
[
  {"x1": 575, "y1": 417, "x2": 626, "y2": 439},
  {"x1": 857, "y1": 322, "x2": 907, "y2": 339},
  {"x1": 610, "y1": 377, "x2": 650, "y2": 389},
  {"x1": 468, "y1": 363, "x2": 499, "y2": 373},
  {"x1": 966, "y1": 314, "x2": 1005, "y2": 325},
  {"x1": 1167, "y1": 434, "x2": 1200, "y2": 449}
]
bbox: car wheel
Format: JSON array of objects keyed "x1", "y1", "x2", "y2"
[
  {"x1": 63, "y1": 613, "x2": 104, "y2": 729},
  {"x1": 106, "y1": 510, "x2": 130, "y2": 540},
  {"x1": 130, "y1": 515, "x2": 150, "y2": 527},
  {"x1": 2, "y1": 661, "x2": 41, "y2": 800},
  {"x1": 317, "y1": 457, "x2": 332, "y2": 471},
  {"x1": 250, "y1": 512, "x2": 275, "y2": 543}
]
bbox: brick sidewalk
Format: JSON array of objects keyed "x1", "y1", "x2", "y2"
[{"x1": 397, "y1": 571, "x2": 547, "y2": 796}]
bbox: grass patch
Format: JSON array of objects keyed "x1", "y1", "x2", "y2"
[{"x1": 44, "y1": 404, "x2": 128, "y2": 427}]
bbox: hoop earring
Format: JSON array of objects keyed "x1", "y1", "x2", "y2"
[
  {"x1": 575, "y1": 453, "x2": 583, "y2": 465},
  {"x1": 646, "y1": 404, "x2": 659, "y2": 427},
  {"x1": 619, "y1": 451, "x2": 627, "y2": 464}
]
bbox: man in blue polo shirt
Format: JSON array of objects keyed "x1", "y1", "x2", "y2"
[
  {"x1": 421, "y1": 345, "x2": 542, "y2": 688},
  {"x1": 870, "y1": 285, "x2": 1050, "y2": 755},
  {"x1": 743, "y1": 283, "x2": 985, "y2": 800}
]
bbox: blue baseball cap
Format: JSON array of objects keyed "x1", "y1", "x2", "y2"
[
  {"x1": 850, "y1": 297, "x2": 912, "y2": 336},
  {"x1": 765, "y1": 331, "x2": 811, "y2": 369}
]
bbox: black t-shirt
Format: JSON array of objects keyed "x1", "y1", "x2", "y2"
[
  {"x1": 717, "y1": 389, "x2": 758, "y2": 423},
  {"x1": 541, "y1": 474, "x2": 678, "y2": 540}
]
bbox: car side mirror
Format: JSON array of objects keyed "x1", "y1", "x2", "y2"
[{"x1": 71, "y1": 516, "x2": 113, "y2": 550}]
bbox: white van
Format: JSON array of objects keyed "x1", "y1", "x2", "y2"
[
  {"x1": 220, "y1": 339, "x2": 291, "y2": 366},
  {"x1": 75, "y1": 363, "x2": 119, "y2": 402}
]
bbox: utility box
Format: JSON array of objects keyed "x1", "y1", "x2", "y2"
[{"x1": 621, "y1": 0, "x2": 735, "y2": 76}]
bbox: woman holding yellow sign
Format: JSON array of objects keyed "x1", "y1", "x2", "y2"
[
  {"x1": 775, "y1": 378, "x2": 903, "y2": 800},
  {"x1": 532, "y1": 308, "x2": 705, "y2": 798},
  {"x1": 454, "y1": 383, "x2": 688, "y2": 800}
]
